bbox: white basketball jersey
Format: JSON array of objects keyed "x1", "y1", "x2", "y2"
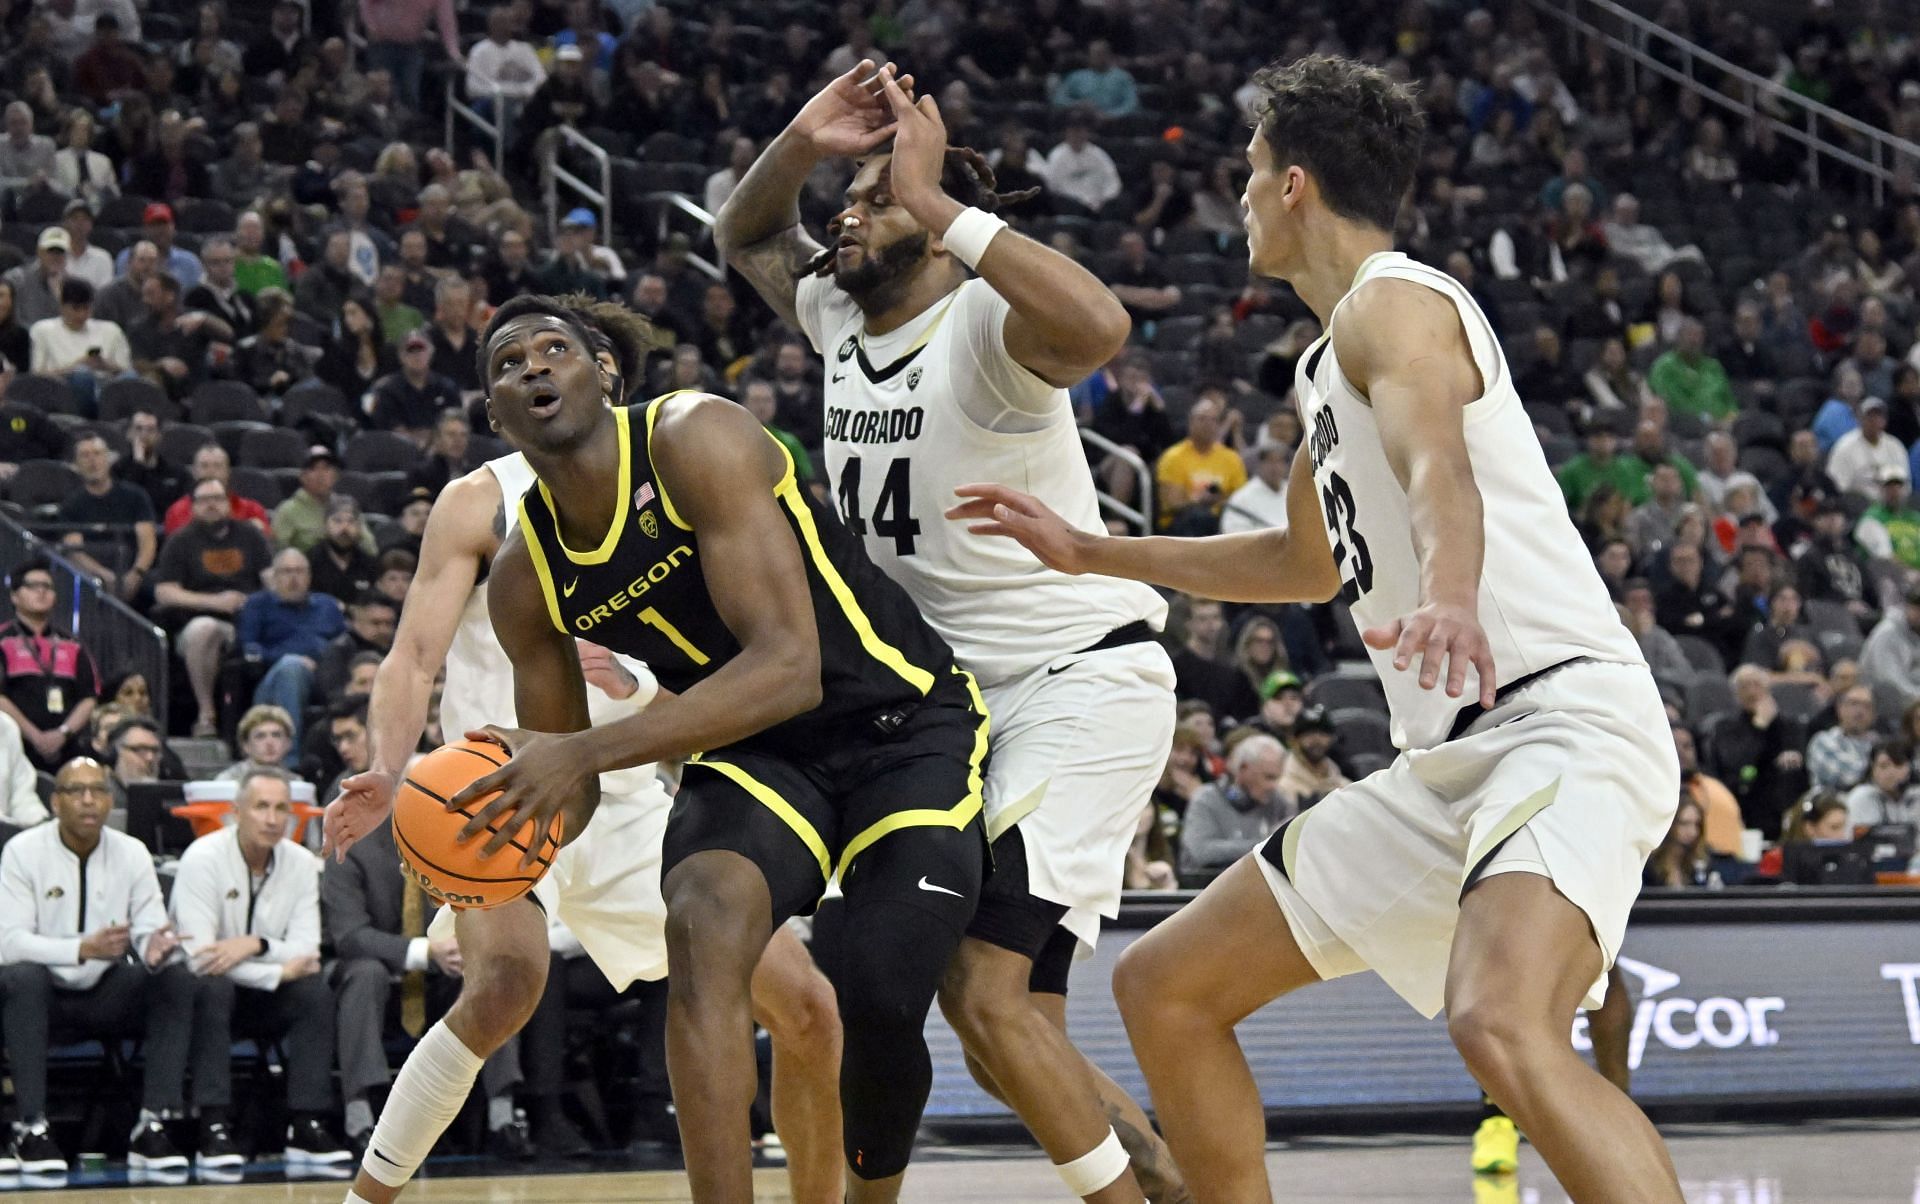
[
  {"x1": 439, "y1": 453, "x2": 660, "y2": 796},
  {"x1": 797, "y1": 275, "x2": 1166, "y2": 687},
  {"x1": 1297, "y1": 252, "x2": 1642, "y2": 751}
]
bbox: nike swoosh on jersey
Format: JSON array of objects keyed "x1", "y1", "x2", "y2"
[
  {"x1": 916, "y1": 876, "x2": 963, "y2": 898},
  {"x1": 831, "y1": 372, "x2": 846, "y2": 383},
  {"x1": 563, "y1": 578, "x2": 578, "y2": 597}
]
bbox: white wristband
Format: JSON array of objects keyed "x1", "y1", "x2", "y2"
[
  {"x1": 1055, "y1": 1127, "x2": 1130, "y2": 1195},
  {"x1": 940, "y1": 206, "x2": 1007, "y2": 270}
]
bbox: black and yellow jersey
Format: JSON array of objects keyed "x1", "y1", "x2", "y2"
[{"x1": 514, "y1": 396, "x2": 958, "y2": 756}]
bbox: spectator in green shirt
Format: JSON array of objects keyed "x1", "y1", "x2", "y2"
[
  {"x1": 232, "y1": 211, "x2": 287, "y2": 297},
  {"x1": 741, "y1": 378, "x2": 820, "y2": 499},
  {"x1": 271, "y1": 447, "x2": 377, "y2": 557},
  {"x1": 1621, "y1": 417, "x2": 1700, "y2": 499},
  {"x1": 372, "y1": 264, "x2": 425, "y2": 349},
  {"x1": 1558, "y1": 414, "x2": 1650, "y2": 510},
  {"x1": 1648, "y1": 318, "x2": 1738, "y2": 421},
  {"x1": 1856, "y1": 467, "x2": 1920, "y2": 570}
]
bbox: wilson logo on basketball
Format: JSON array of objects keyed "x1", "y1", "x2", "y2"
[{"x1": 400, "y1": 856, "x2": 483, "y2": 908}]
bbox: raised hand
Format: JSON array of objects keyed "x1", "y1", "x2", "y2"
[
  {"x1": 790, "y1": 59, "x2": 916, "y2": 159},
  {"x1": 1362, "y1": 600, "x2": 1497, "y2": 707},
  {"x1": 947, "y1": 484, "x2": 1096, "y2": 575},
  {"x1": 873, "y1": 66, "x2": 947, "y2": 210}
]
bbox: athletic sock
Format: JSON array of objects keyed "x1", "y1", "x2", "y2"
[
  {"x1": 344, "y1": 1098, "x2": 374, "y2": 1140},
  {"x1": 1477, "y1": 1092, "x2": 1506, "y2": 1124},
  {"x1": 357, "y1": 1021, "x2": 485, "y2": 1189}
]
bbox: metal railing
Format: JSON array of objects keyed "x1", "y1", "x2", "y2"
[
  {"x1": 1525, "y1": 0, "x2": 1920, "y2": 204},
  {"x1": 0, "y1": 513, "x2": 170, "y2": 732},
  {"x1": 543, "y1": 124, "x2": 612, "y2": 245},
  {"x1": 643, "y1": 191, "x2": 726, "y2": 283},
  {"x1": 1078, "y1": 427, "x2": 1154, "y2": 534},
  {"x1": 444, "y1": 77, "x2": 508, "y2": 174}
]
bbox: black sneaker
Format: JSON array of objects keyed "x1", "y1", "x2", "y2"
[
  {"x1": 12, "y1": 1121, "x2": 67, "y2": 1174},
  {"x1": 284, "y1": 1117, "x2": 352, "y2": 1166},
  {"x1": 126, "y1": 1118, "x2": 187, "y2": 1170},
  {"x1": 493, "y1": 1113, "x2": 535, "y2": 1161},
  {"x1": 195, "y1": 1120, "x2": 245, "y2": 1170}
]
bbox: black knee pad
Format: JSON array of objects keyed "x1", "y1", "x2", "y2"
[
  {"x1": 1028, "y1": 924, "x2": 1079, "y2": 996},
  {"x1": 830, "y1": 896, "x2": 968, "y2": 1180}
]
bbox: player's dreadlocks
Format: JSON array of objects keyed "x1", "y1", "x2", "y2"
[{"x1": 799, "y1": 146, "x2": 1041, "y2": 279}]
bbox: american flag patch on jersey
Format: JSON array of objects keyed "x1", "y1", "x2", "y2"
[{"x1": 634, "y1": 482, "x2": 655, "y2": 510}]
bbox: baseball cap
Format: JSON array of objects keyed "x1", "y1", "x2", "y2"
[
  {"x1": 142, "y1": 202, "x2": 174, "y2": 225},
  {"x1": 1862, "y1": 395, "x2": 1889, "y2": 415},
  {"x1": 1294, "y1": 704, "x2": 1335, "y2": 735},
  {"x1": 1901, "y1": 80, "x2": 1920, "y2": 102},
  {"x1": 304, "y1": 445, "x2": 340, "y2": 468},
  {"x1": 403, "y1": 330, "x2": 432, "y2": 353},
  {"x1": 324, "y1": 495, "x2": 361, "y2": 518},
  {"x1": 561, "y1": 207, "x2": 596, "y2": 229},
  {"x1": 37, "y1": 227, "x2": 70, "y2": 252},
  {"x1": 62, "y1": 198, "x2": 94, "y2": 219},
  {"x1": 1259, "y1": 670, "x2": 1303, "y2": 701},
  {"x1": 555, "y1": 43, "x2": 584, "y2": 62},
  {"x1": 1879, "y1": 463, "x2": 1909, "y2": 484}
]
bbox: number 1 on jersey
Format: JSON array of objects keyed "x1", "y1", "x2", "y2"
[
  {"x1": 639, "y1": 607, "x2": 710, "y2": 666},
  {"x1": 836, "y1": 455, "x2": 921, "y2": 556}
]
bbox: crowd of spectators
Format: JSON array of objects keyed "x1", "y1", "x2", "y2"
[{"x1": 0, "y1": 0, "x2": 1918, "y2": 1178}]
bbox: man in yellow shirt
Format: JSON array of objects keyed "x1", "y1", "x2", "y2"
[{"x1": 1155, "y1": 390, "x2": 1246, "y2": 531}]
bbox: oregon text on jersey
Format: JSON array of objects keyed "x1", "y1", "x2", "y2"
[
  {"x1": 825, "y1": 404, "x2": 926, "y2": 445},
  {"x1": 566, "y1": 544, "x2": 696, "y2": 634}
]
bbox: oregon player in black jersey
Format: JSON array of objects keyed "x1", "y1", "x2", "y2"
[{"x1": 451, "y1": 294, "x2": 988, "y2": 1200}]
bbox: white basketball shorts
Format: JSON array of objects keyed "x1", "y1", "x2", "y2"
[
  {"x1": 1253, "y1": 659, "x2": 1678, "y2": 1017},
  {"x1": 981, "y1": 640, "x2": 1178, "y2": 949}
]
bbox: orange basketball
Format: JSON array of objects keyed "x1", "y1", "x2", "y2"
[{"x1": 392, "y1": 740, "x2": 562, "y2": 909}]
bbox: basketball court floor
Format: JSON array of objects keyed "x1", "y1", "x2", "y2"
[{"x1": 18, "y1": 1118, "x2": 1920, "y2": 1201}]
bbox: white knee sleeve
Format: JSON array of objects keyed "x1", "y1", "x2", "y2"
[
  {"x1": 357, "y1": 1021, "x2": 485, "y2": 1188},
  {"x1": 1056, "y1": 1127, "x2": 1131, "y2": 1197}
]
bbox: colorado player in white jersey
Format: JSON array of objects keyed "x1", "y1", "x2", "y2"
[
  {"x1": 321, "y1": 302, "x2": 844, "y2": 1204},
  {"x1": 717, "y1": 62, "x2": 1185, "y2": 1203},
  {"x1": 955, "y1": 55, "x2": 1684, "y2": 1203}
]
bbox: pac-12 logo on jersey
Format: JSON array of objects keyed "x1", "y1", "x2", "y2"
[{"x1": 906, "y1": 367, "x2": 923, "y2": 391}]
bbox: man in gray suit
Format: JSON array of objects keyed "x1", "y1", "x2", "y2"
[{"x1": 322, "y1": 818, "x2": 543, "y2": 1160}]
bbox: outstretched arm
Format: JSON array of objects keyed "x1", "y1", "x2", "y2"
[
  {"x1": 716, "y1": 59, "x2": 906, "y2": 327},
  {"x1": 877, "y1": 70, "x2": 1130, "y2": 386},
  {"x1": 322, "y1": 469, "x2": 499, "y2": 859},
  {"x1": 949, "y1": 440, "x2": 1340, "y2": 604}
]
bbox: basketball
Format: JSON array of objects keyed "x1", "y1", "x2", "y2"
[{"x1": 392, "y1": 740, "x2": 562, "y2": 909}]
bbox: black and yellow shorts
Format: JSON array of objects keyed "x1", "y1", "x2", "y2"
[{"x1": 661, "y1": 668, "x2": 991, "y2": 927}]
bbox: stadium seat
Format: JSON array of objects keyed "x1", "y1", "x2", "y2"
[
  {"x1": 4, "y1": 373, "x2": 80, "y2": 415},
  {"x1": 1771, "y1": 681, "x2": 1822, "y2": 721},
  {"x1": 1329, "y1": 707, "x2": 1394, "y2": 761},
  {"x1": 210, "y1": 419, "x2": 276, "y2": 461},
  {"x1": 173, "y1": 197, "x2": 236, "y2": 233},
  {"x1": 1685, "y1": 675, "x2": 1738, "y2": 726},
  {"x1": 229, "y1": 465, "x2": 286, "y2": 508},
  {"x1": 187, "y1": 380, "x2": 268, "y2": 425},
  {"x1": 238, "y1": 426, "x2": 311, "y2": 469},
  {"x1": 96, "y1": 194, "x2": 152, "y2": 228},
  {"x1": 6, "y1": 460, "x2": 82, "y2": 513},
  {"x1": 1305, "y1": 675, "x2": 1387, "y2": 713},
  {"x1": 280, "y1": 381, "x2": 357, "y2": 427},
  {"x1": 345, "y1": 430, "x2": 423, "y2": 473},
  {"x1": 98, "y1": 377, "x2": 179, "y2": 423},
  {"x1": 157, "y1": 421, "x2": 217, "y2": 470},
  {"x1": 1675, "y1": 635, "x2": 1726, "y2": 678}
]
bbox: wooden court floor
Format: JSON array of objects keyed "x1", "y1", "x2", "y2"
[{"x1": 23, "y1": 1120, "x2": 1920, "y2": 1202}]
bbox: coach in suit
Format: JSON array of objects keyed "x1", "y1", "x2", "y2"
[{"x1": 322, "y1": 817, "x2": 532, "y2": 1155}]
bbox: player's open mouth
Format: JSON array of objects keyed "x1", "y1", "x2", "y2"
[
  {"x1": 836, "y1": 235, "x2": 863, "y2": 261},
  {"x1": 526, "y1": 383, "x2": 563, "y2": 418}
]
